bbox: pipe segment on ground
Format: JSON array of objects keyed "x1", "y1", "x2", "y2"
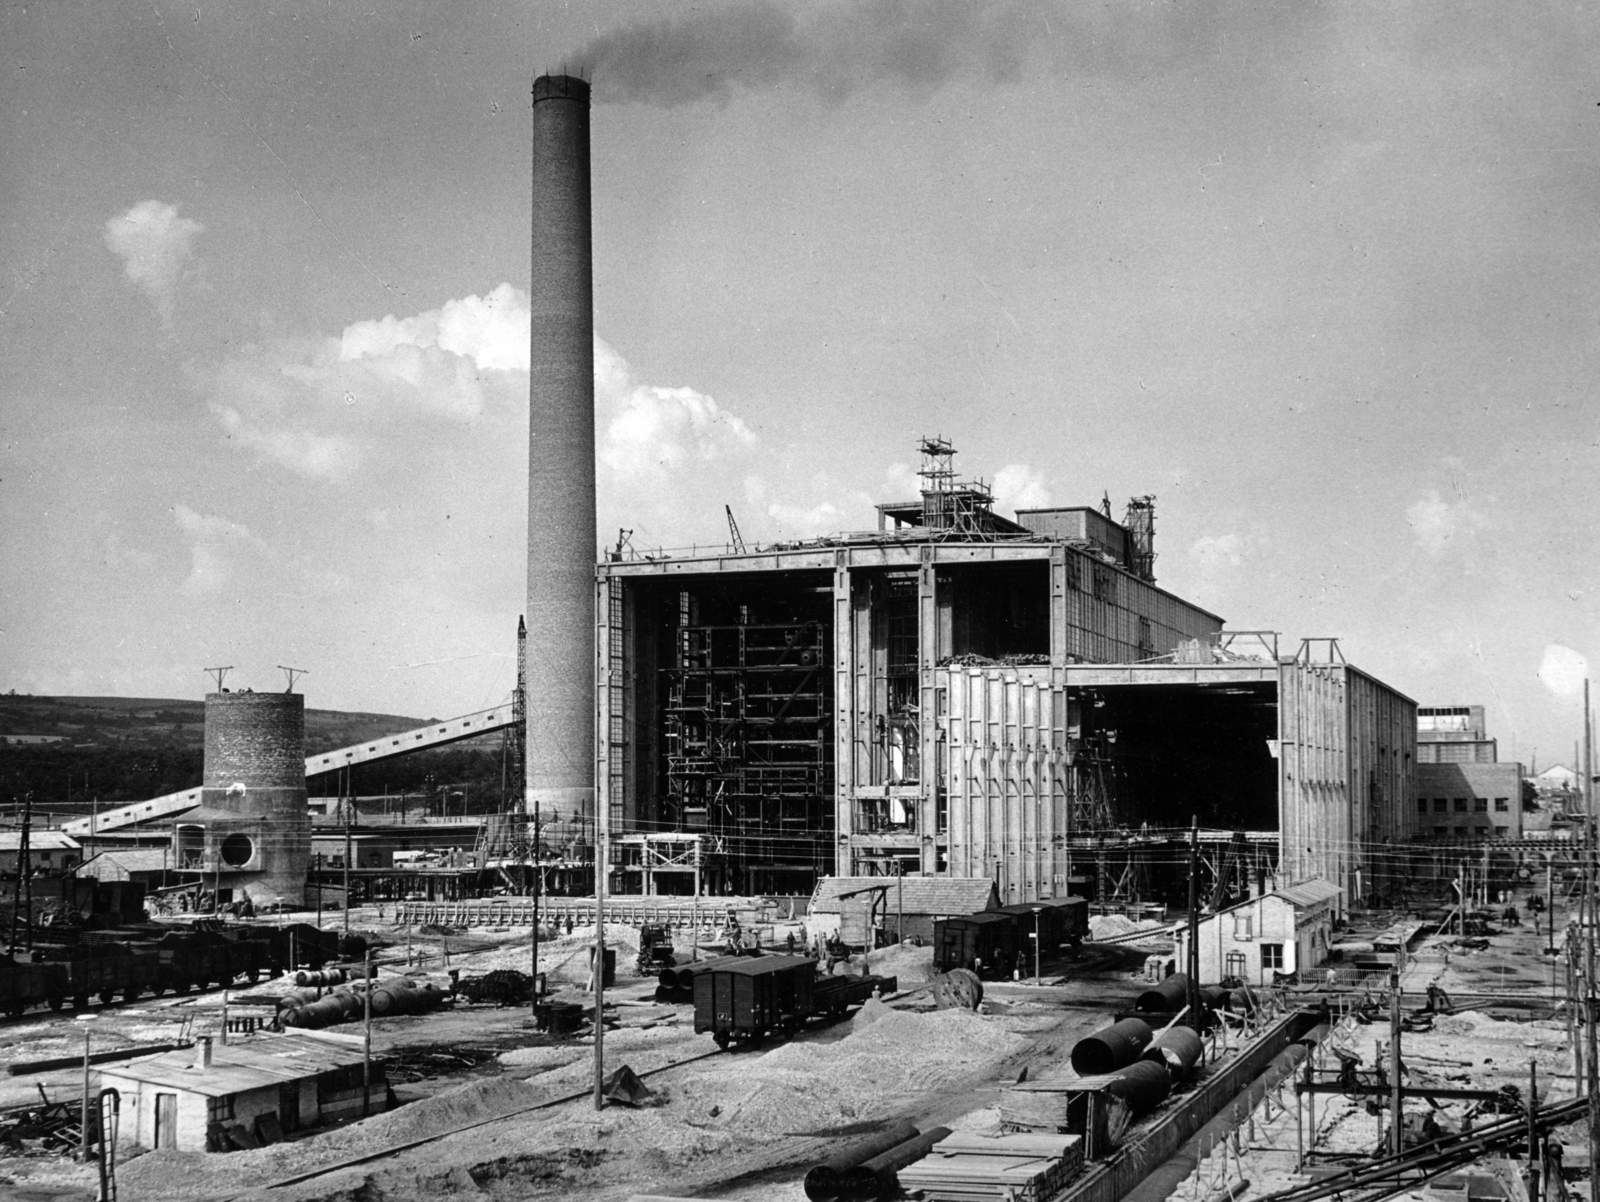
[
  {"x1": 1070, "y1": 1017, "x2": 1155, "y2": 1075},
  {"x1": 856, "y1": 1126, "x2": 954, "y2": 1199},
  {"x1": 1141, "y1": 1025, "x2": 1204, "y2": 1080},
  {"x1": 802, "y1": 1121, "x2": 921, "y2": 1202},
  {"x1": 1136, "y1": 973, "x2": 1193, "y2": 1013},
  {"x1": 1102, "y1": 1059, "x2": 1173, "y2": 1114}
]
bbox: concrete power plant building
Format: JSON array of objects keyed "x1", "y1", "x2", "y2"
[{"x1": 172, "y1": 692, "x2": 311, "y2": 907}]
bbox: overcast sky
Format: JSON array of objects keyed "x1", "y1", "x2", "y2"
[{"x1": 2, "y1": 2, "x2": 1596, "y2": 768}]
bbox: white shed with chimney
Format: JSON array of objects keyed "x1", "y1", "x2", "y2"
[{"x1": 96, "y1": 1030, "x2": 384, "y2": 1152}]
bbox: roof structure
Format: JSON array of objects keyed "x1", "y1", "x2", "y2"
[
  {"x1": 809, "y1": 875, "x2": 999, "y2": 917},
  {"x1": 0, "y1": 831, "x2": 80, "y2": 852},
  {"x1": 97, "y1": 1031, "x2": 368, "y2": 1098},
  {"x1": 1274, "y1": 879, "x2": 1343, "y2": 908},
  {"x1": 78, "y1": 849, "x2": 170, "y2": 873}
]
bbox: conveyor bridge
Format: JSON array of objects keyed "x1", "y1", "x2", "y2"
[{"x1": 61, "y1": 704, "x2": 516, "y2": 836}]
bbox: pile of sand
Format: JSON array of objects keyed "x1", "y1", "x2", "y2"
[
  {"x1": 684, "y1": 1009, "x2": 1029, "y2": 1140},
  {"x1": 864, "y1": 942, "x2": 935, "y2": 984}
]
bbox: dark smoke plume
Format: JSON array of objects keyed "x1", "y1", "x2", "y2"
[{"x1": 572, "y1": 0, "x2": 1033, "y2": 107}]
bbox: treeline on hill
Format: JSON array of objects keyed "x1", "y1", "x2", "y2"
[{"x1": 1, "y1": 743, "x2": 517, "y2": 816}]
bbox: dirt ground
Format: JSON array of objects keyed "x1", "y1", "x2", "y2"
[
  {"x1": 0, "y1": 909, "x2": 1149, "y2": 1202},
  {"x1": 1164, "y1": 887, "x2": 1597, "y2": 1202},
  {"x1": 5, "y1": 888, "x2": 1589, "y2": 1202}
]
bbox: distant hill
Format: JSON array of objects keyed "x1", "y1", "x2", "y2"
[
  {"x1": 0, "y1": 694, "x2": 432, "y2": 753},
  {"x1": 0, "y1": 695, "x2": 511, "y2": 817}
]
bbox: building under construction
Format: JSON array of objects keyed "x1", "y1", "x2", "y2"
[{"x1": 596, "y1": 440, "x2": 1416, "y2": 906}]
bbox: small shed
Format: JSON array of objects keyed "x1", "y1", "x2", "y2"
[
  {"x1": 1195, "y1": 878, "x2": 1342, "y2": 986},
  {"x1": 76, "y1": 848, "x2": 174, "y2": 887},
  {"x1": 96, "y1": 1030, "x2": 387, "y2": 1152},
  {"x1": 808, "y1": 875, "x2": 1000, "y2": 947},
  {"x1": 0, "y1": 831, "x2": 80, "y2": 876}
]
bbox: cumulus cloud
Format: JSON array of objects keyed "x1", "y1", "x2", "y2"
[
  {"x1": 992, "y1": 463, "x2": 1052, "y2": 514},
  {"x1": 173, "y1": 504, "x2": 253, "y2": 595},
  {"x1": 1407, "y1": 489, "x2": 1489, "y2": 556},
  {"x1": 597, "y1": 338, "x2": 756, "y2": 478},
  {"x1": 104, "y1": 201, "x2": 203, "y2": 326},
  {"x1": 1537, "y1": 644, "x2": 1588, "y2": 698},
  {"x1": 206, "y1": 287, "x2": 528, "y2": 479},
  {"x1": 1191, "y1": 532, "x2": 1246, "y2": 569}
]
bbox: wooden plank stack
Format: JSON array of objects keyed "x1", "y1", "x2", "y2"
[
  {"x1": 999, "y1": 1074, "x2": 1114, "y2": 1133},
  {"x1": 896, "y1": 1131, "x2": 1084, "y2": 1201}
]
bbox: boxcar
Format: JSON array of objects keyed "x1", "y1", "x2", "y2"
[
  {"x1": 693, "y1": 955, "x2": 818, "y2": 1048},
  {"x1": 933, "y1": 911, "x2": 1022, "y2": 979},
  {"x1": 999, "y1": 897, "x2": 1090, "y2": 952}
]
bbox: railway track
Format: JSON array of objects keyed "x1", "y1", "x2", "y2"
[{"x1": 0, "y1": 974, "x2": 280, "y2": 1034}]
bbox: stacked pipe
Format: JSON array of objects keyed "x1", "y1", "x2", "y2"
[
  {"x1": 804, "y1": 1122, "x2": 958, "y2": 1202},
  {"x1": 655, "y1": 953, "x2": 757, "y2": 1002},
  {"x1": 279, "y1": 976, "x2": 448, "y2": 1029}
]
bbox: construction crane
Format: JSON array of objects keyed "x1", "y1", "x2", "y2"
[{"x1": 725, "y1": 505, "x2": 746, "y2": 554}]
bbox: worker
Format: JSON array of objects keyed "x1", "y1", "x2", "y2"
[{"x1": 785, "y1": 931, "x2": 796, "y2": 954}]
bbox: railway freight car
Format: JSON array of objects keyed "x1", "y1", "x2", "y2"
[
  {"x1": 999, "y1": 897, "x2": 1089, "y2": 951},
  {"x1": 933, "y1": 911, "x2": 1022, "y2": 979},
  {"x1": 693, "y1": 956, "x2": 897, "y2": 1049},
  {"x1": 0, "y1": 919, "x2": 343, "y2": 1017}
]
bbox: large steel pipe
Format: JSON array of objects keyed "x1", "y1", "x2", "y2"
[
  {"x1": 1136, "y1": 972, "x2": 1192, "y2": 1012},
  {"x1": 1070, "y1": 1017, "x2": 1154, "y2": 1075},
  {"x1": 803, "y1": 1121, "x2": 921, "y2": 1202},
  {"x1": 1102, "y1": 1059, "x2": 1172, "y2": 1114},
  {"x1": 1140, "y1": 1026, "x2": 1204, "y2": 1081},
  {"x1": 526, "y1": 73, "x2": 597, "y2": 828},
  {"x1": 857, "y1": 1126, "x2": 954, "y2": 1199}
]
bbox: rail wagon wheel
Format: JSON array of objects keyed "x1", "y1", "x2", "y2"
[
  {"x1": 122, "y1": 986, "x2": 140, "y2": 1003},
  {"x1": 713, "y1": 1031, "x2": 730, "y2": 1050},
  {"x1": 47, "y1": 996, "x2": 64, "y2": 1011},
  {"x1": 151, "y1": 981, "x2": 167, "y2": 998},
  {"x1": 248, "y1": 967, "x2": 261, "y2": 984},
  {"x1": 172, "y1": 978, "x2": 191, "y2": 995},
  {"x1": 73, "y1": 994, "x2": 89, "y2": 1011},
  {"x1": 6, "y1": 1003, "x2": 24, "y2": 1018},
  {"x1": 98, "y1": 990, "x2": 115, "y2": 1006}
]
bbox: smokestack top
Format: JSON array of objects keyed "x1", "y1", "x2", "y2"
[{"x1": 533, "y1": 75, "x2": 590, "y2": 104}]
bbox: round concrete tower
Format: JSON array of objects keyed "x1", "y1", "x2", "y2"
[{"x1": 182, "y1": 692, "x2": 310, "y2": 906}]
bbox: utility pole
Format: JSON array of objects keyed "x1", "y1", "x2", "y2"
[
  {"x1": 1585, "y1": 676, "x2": 1598, "y2": 1193},
  {"x1": 1187, "y1": 816, "x2": 1201, "y2": 1029},
  {"x1": 343, "y1": 809, "x2": 352, "y2": 936},
  {"x1": 9, "y1": 793, "x2": 33, "y2": 953},
  {"x1": 203, "y1": 666, "x2": 233, "y2": 693},
  {"x1": 593, "y1": 798, "x2": 608, "y2": 1111},
  {"x1": 1388, "y1": 961, "x2": 1403, "y2": 1156}
]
